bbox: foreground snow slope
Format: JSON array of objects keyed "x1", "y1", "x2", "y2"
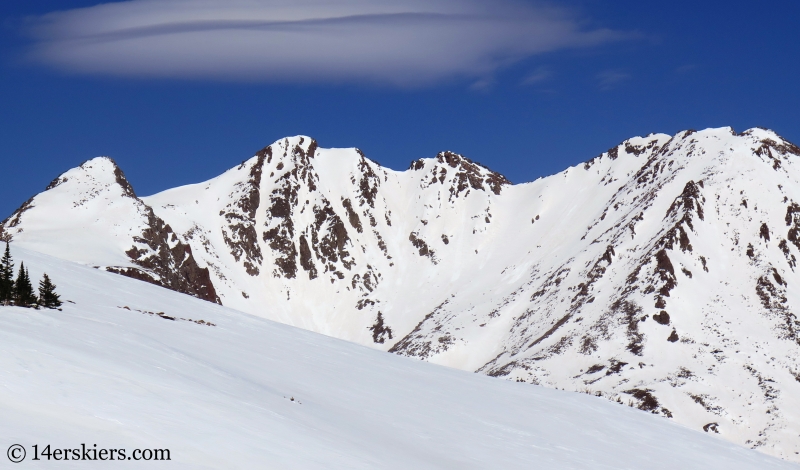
[{"x1": 0, "y1": 247, "x2": 793, "y2": 469}]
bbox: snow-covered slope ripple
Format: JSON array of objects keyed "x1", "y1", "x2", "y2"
[{"x1": 3, "y1": 127, "x2": 800, "y2": 461}]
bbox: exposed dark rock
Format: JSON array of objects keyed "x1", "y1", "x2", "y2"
[
  {"x1": 585, "y1": 364, "x2": 605, "y2": 374},
  {"x1": 606, "y1": 359, "x2": 628, "y2": 375},
  {"x1": 653, "y1": 311, "x2": 671, "y2": 325},
  {"x1": 612, "y1": 300, "x2": 645, "y2": 355},
  {"x1": 351, "y1": 265, "x2": 380, "y2": 294},
  {"x1": 579, "y1": 335, "x2": 598, "y2": 355},
  {"x1": 755, "y1": 138, "x2": 800, "y2": 169},
  {"x1": 655, "y1": 249, "x2": 677, "y2": 298},
  {"x1": 221, "y1": 147, "x2": 268, "y2": 276},
  {"x1": 409, "y1": 159, "x2": 425, "y2": 171},
  {"x1": 262, "y1": 140, "x2": 334, "y2": 279},
  {"x1": 409, "y1": 231, "x2": 436, "y2": 262},
  {"x1": 441, "y1": 151, "x2": 511, "y2": 196},
  {"x1": 785, "y1": 202, "x2": 800, "y2": 227},
  {"x1": 368, "y1": 312, "x2": 393, "y2": 344},
  {"x1": 414, "y1": 151, "x2": 511, "y2": 197},
  {"x1": 390, "y1": 299, "x2": 451, "y2": 359},
  {"x1": 785, "y1": 203, "x2": 800, "y2": 254},
  {"x1": 772, "y1": 268, "x2": 786, "y2": 286},
  {"x1": 45, "y1": 175, "x2": 68, "y2": 191},
  {"x1": 341, "y1": 198, "x2": 363, "y2": 233},
  {"x1": 527, "y1": 314, "x2": 571, "y2": 350},
  {"x1": 760, "y1": 223, "x2": 771, "y2": 242},
  {"x1": 745, "y1": 364, "x2": 780, "y2": 401},
  {"x1": 264, "y1": 170, "x2": 300, "y2": 278},
  {"x1": 756, "y1": 274, "x2": 787, "y2": 311},
  {"x1": 656, "y1": 181, "x2": 704, "y2": 255},
  {"x1": 356, "y1": 153, "x2": 381, "y2": 208},
  {"x1": 298, "y1": 235, "x2": 317, "y2": 279},
  {"x1": 689, "y1": 394, "x2": 724, "y2": 415},
  {"x1": 624, "y1": 389, "x2": 671, "y2": 417},
  {"x1": 264, "y1": 225, "x2": 298, "y2": 279},
  {"x1": 779, "y1": 239, "x2": 796, "y2": 269},
  {"x1": 121, "y1": 206, "x2": 220, "y2": 304},
  {"x1": 0, "y1": 195, "x2": 35, "y2": 238},
  {"x1": 584, "y1": 137, "x2": 663, "y2": 170},
  {"x1": 111, "y1": 159, "x2": 138, "y2": 199},
  {"x1": 667, "y1": 330, "x2": 679, "y2": 342},
  {"x1": 484, "y1": 361, "x2": 519, "y2": 378},
  {"x1": 753, "y1": 270, "x2": 800, "y2": 346},
  {"x1": 571, "y1": 245, "x2": 614, "y2": 308},
  {"x1": 311, "y1": 203, "x2": 355, "y2": 271},
  {"x1": 703, "y1": 423, "x2": 720, "y2": 433},
  {"x1": 356, "y1": 298, "x2": 376, "y2": 310}
]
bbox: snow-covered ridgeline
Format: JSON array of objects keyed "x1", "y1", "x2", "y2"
[{"x1": 3, "y1": 127, "x2": 800, "y2": 461}]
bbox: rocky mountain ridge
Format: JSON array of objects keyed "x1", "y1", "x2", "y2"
[{"x1": 3, "y1": 127, "x2": 800, "y2": 462}]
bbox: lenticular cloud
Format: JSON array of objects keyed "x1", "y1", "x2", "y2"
[{"x1": 25, "y1": 0, "x2": 618, "y2": 86}]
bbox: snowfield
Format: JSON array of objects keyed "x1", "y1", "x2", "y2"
[{"x1": 0, "y1": 247, "x2": 795, "y2": 469}]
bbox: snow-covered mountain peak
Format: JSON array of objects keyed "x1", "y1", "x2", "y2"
[
  {"x1": 264, "y1": 135, "x2": 319, "y2": 170},
  {"x1": 273, "y1": 134, "x2": 318, "y2": 153},
  {"x1": 42, "y1": 155, "x2": 137, "y2": 199},
  {"x1": 0, "y1": 156, "x2": 147, "y2": 264},
  {"x1": 5, "y1": 127, "x2": 800, "y2": 462},
  {"x1": 0, "y1": 155, "x2": 219, "y2": 304}
]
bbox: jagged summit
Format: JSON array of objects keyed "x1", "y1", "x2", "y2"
[
  {"x1": 409, "y1": 150, "x2": 511, "y2": 197},
  {"x1": 42, "y1": 156, "x2": 137, "y2": 197},
  {"x1": 4, "y1": 127, "x2": 800, "y2": 461}
]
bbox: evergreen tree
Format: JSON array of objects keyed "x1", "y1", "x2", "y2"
[
  {"x1": 0, "y1": 242, "x2": 13, "y2": 305},
  {"x1": 13, "y1": 262, "x2": 36, "y2": 307},
  {"x1": 38, "y1": 273, "x2": 62, "y2": 309}
]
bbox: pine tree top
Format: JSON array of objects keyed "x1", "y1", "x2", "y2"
[
  {"x1": 1, "y1": 242, "x2": 12, "y2": 276},
  {"x1": 0, "y1": 241, "x2": 12, "y2": 304},
  {"x1": 14, "y1": 262, "x2": 37, "y2": 308},
  {"x1": 38, "y1": 272, "x2": 62, "y2": 309}
]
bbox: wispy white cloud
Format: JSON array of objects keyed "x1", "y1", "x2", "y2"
[
  {"x1": 469, "y1": 77, "x2": 496, "y2": 92},
  {"x1": 23, "y1": 0, "x2": 623, "y2": 87},
  {"x1": 596, "y1": 70, "x2": 630, "y2": 90},
  {"x1": 522, "y1": 66, "x2": 553, "y2": 85}
]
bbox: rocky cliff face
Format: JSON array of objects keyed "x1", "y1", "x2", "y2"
[{"x1": 4, "y1": 128, "x2": 800, "y2": 462}]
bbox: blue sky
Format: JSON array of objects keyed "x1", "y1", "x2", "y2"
[{"x1": 1, "y1": 0, "x2": 798, "y2": 218}]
